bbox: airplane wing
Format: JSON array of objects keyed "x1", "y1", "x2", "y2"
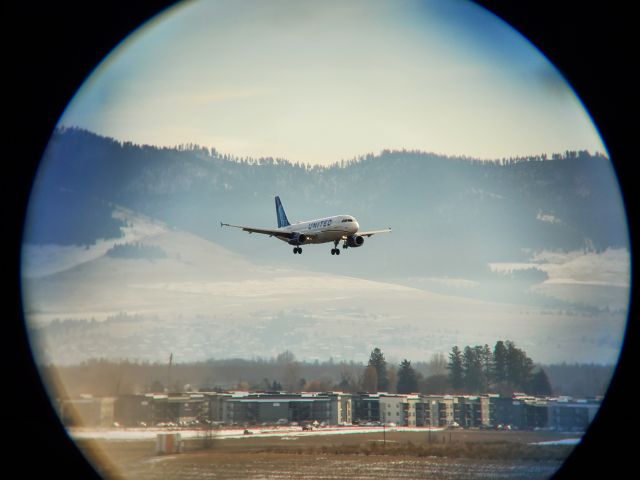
[
  {"x1": 221, "y1": 222, "x2": 290, "y2": 239},
  {"x1": 356, "y1": 228, "x2": 392, "y2": 237},
  {"x1": 221, "y1": 222, "x2": 315, "y2": 241}
]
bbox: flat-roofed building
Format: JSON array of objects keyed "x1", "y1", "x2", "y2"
[
  {"x1": 222, "y1": 392, "x2": 352, "y2": 426},
  {"x1": 415, "y1": 396, "x2": 438, "y2": 427},
  {"x1": 353, "y1": 393, "x2": 381, "y2": 423},
  {"x1": 547, "y1": 398, "x2": 600, "y2": 432},
  {"x1": 490, "y1": 396, "x2": 515, "y2": 428},
  {"x1": 114, "y1": 394, "x2": 154, "y2": 427},
  {"x1": 202, "y1": 392, "x2": 234, "y2": 423},
  {"x1": 379, "y1": 394, "x2": 420, "y2": 426},
  {"x1": 435, "y1": 395, "x2": 456, "y2": 427},
  {"x1": 168, "y1": 393, "x2": 207, "y2": 424},
  {"x1": 60, "y1": 395, "x2": 115, "y2": 427},
  {"x1": 453, "y1": 395, "x2": 492, "y2": 428},
  {"x1": 114, "y1": 393, "x2": 207, "y2": 426}
]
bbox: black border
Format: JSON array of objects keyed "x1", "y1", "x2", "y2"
[
  {"x1": 8, "y1": 2, "x2": 177, "y2": 476},
  {"x1": 475, "y1": 2, "x2": 636, "y2": 478},
  {"x1": 8, "y1": 1, "x2": 636, "y2": 477}
]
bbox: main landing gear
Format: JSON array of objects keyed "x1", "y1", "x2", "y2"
[
  {"x1": 293, "y1": 247, "x2": 302, "y2": 254},
  {"x1": 330, "y1": 239, "x2": 341, "y2": 255}
]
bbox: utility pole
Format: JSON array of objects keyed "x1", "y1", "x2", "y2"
[
  {"x1": 167, "y1": 352, "x2": 173, "y2": 393},
  {"x1": 383, "y1": 422, "x2": 386, "y2": 447}
]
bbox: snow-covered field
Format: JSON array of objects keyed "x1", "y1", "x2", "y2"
[
  {"x1": 22, "y1": 208, "x2": 627, "y2": 366},
  {"x1": 69, "y1": 425, "x2": 444, "y2": 442},
  {"x1": 69, "y1": 425, "x2": 581, "y2": 446},
  {"x1": 530, "y1": 438, "x2": 581, "y2": 446}
]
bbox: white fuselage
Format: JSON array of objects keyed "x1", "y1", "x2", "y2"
[{"x1": 279, "y1": 215, "x2": 359, "y2": 244}]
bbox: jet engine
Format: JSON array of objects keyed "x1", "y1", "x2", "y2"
[
  {"x1": 288, "y1": 233, "x2": 308, "y2": 245},
  {"x1": 346, "y1": 235, "x2": 365, "y2": 247}
]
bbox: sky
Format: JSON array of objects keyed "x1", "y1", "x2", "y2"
[{"x1": 59, "y1": 0, "x2": 605, "y2": 165}]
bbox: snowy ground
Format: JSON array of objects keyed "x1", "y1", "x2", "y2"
[
  {"x1": 69, "y1": 425, "x2": 444, "y2": 442},
  {"x1": 530, "y1": 438, "x2": 581, "y2": 446},
  {"x1": 69, "y1": 425, "x2": 581, "y2": 446}
]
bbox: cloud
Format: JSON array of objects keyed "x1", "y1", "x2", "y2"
[
  {"x1": 177, "y1": 87, "x2": 270, "y2": 106},
  {"x1": 405, "y1": 277, "x2": 480, "y2": 290},
  {"x1": 536, "y1": 211, "x2": 562, "y2": 224},
  {"x1": 490, "y1": 247, "x2": 631, "y2": 311},
  {"x1": 530, "y1": 247, "x2": 630, "y2": 288}
]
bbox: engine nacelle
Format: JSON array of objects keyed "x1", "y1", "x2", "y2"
[
  {"x1": 346, "y1": 235, "x2": 365, "y2": 247},
  {"x1": 288, "y1": 233, "x2": 308, "y2": 246}
]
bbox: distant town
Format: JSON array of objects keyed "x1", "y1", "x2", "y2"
[
  {"x1": 61, "y1": 390, "x2": 599, "y2": 434},
  {"x1": 56, "y1": 342, "x2": 604, "y2": 434}
]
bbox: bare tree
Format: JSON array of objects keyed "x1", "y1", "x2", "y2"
[{"x1": 361, "y1": 365, "x2": 378, "y2": 393}]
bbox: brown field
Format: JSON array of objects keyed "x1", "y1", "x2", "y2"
[{"x1": 78, "y1": 429, "x2": 576, "y2": 479}]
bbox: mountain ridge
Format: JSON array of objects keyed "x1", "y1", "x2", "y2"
[{"x1": 24, "y1": 128, "x2": 627, "y2": 267}]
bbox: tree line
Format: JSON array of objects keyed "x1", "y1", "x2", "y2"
[
  {"x1": 447, "y1": 341, "x2": 551, "y2": 395},
  {"x1": 357, "y1": 340, "x2": 551, "y2": 397},
  {"x1": 49, "y1": 341, "x2": 595, "y2": 400},
  {"x1": 106, "y1": 241, "x2": 167, "y2": 259}
]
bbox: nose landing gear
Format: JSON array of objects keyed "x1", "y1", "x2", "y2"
[{"x1": 293, "y1": 247, "x2": 302, "y2": 254}]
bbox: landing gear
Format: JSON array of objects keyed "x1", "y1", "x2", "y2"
[
  {"x1": 331, "y1": 239, "x2": 341, "y2": 256},
  {"x1": 293, "y1": 247, "x2": 302, "y2": 254}
]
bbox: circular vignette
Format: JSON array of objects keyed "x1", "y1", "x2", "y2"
[{"x1": 11, "y1": 1, "x2": 635, "y2": 479}]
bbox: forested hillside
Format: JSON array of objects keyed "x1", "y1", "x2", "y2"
[{"x1": 24, "y1": 128, "x2": 627, "y2": 282}]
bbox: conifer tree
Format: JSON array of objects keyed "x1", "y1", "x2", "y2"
[
  {"x1": 448, "y1": 346, "x2": 464, "y2": 392},
  {"x1": 529, "y1": 368, "x2": 553, "y2": 396},
  {"x1": 397, "y1": 359, "x2": 419, "y2": 394},
  {"x1": 493, "y1": 341, "x2": 508, "y2": 384},
  {"x1": 505, "y1": 341, "x2": 534, "y2": 391},
  {"x1": 368, "y1": 347, "x2": 389, "y2": 392},
  {"x1": 462, "y1": 346, "x2": 487, "y2": 393}
]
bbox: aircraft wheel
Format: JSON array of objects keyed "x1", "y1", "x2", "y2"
[
  {"x1": 293, "y1": 247, "x2": 298, "y2": 254},
  {"x1": 297, "y1": 247, "x2": 302, "y2": 254},
  {"x1": 336, "y1": 249, "x2": 340, "y2": 255},
  {"x1": 331, "y1": 249, "x2": 335, "y2": 255}
]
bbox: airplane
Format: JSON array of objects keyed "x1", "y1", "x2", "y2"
[{"x1": 221, "y1": 196, "x2": 391, "y2": 255}]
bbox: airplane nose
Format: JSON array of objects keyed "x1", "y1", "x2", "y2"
[{"x1": 353, "y1": 221, "x2": 360, "y2": 233}]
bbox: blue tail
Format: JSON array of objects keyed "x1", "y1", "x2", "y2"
[{"x1": 275, "y1": 196, "x2": 290, "y2": 228}]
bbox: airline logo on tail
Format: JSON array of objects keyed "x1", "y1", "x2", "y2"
[{"x1": 275, "y1": 196, "x2": 290, "y2": 228}]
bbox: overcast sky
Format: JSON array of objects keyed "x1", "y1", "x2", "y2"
[{"x1": 59, "y1": 0, "x2": 604, "y2": 165}]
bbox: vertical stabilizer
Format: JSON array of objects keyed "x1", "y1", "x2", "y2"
[{"x1": 275, "y1": 196, "x2": 290, "y2": 228}]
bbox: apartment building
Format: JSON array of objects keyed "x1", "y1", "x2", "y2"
[
  {"x1": 59, "y1": 395, "x2": 115, "y2": 427},
  {"x1": 58, "y1": 391, "x2": 600, "y2": 432},
  {"x1": 379, "y1": 394, "x2": 421, "y2": 426},
  {"x1": 217, "y1": 392, "x2": 352, "y2": 426},
  {"x1": 547, "y1": 398, "x2": 600, "y2": 432}
]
